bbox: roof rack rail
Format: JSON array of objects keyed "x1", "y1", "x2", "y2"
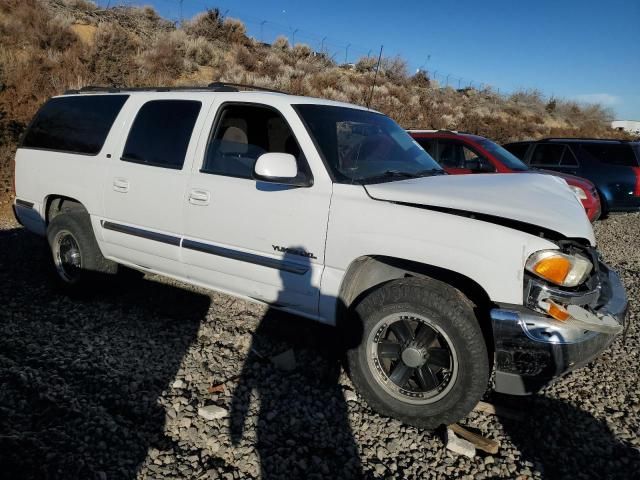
[
  {"x1": 64, "y1": 82, "x2": 287, "y2": 95},
  {"x1": 540, "y1": 137, "x2": 628, "y2": 142},
  {"x1": 207, "y1": 82, "x2": 287, "y2": 94}
]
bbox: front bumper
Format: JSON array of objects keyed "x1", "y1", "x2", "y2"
[{"x1": 490, "y1": 263, "x2": 628, "y2": 395}]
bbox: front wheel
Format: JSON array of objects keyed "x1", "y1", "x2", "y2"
[{"x1": 346, "y1": 277, "x2": 489, "y2": 429}]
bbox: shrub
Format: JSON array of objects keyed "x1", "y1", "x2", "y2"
[
  {"x1": 272, "y1": 36, "x2": 290, "y2": 51},
  {"x1": 380, "y1": 56, "x2": 408, "y2": 82},
  {"x1": 355, "y1": 56, "x2": 377, "y2": 73},
  {"x1": 185, "y1": 37, "x2": 215, "y2": 66},
  {"x1": 90, "y1": 22, "x2": 137, "y2": 86},
  {"x1": 137, "y1": 31, "x2": 186, "y2": 82},
  {"x1": 234, "y1": 44, "x2": 257, "y2": 71},
  {"x1": 222, "y1": 17, "x2": 246, "y2": 44}
]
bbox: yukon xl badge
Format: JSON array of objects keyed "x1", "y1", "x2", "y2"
[{"x1": 272, "y1": 245, "x2": 317, "y2": 260}]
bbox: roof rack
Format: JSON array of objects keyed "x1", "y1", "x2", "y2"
[
  {"x1": 64, "y1": 82, "x2": 287, "y2": 95},
  {"x1": 407, "y1": 129, "x2": 474, "y2": 135},
  {"x1": 540, "y1": 137, "x2": 628, "y2": 142}
]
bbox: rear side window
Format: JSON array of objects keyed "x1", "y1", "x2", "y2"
[
  {"x1": 578, "y1": 143, "x2": 639, "y2": 167},
  {"x1": 122, "y1": 100, "x2": 201, "y2": 170},
  {"x1": 503, "y1": 143, "x2": 530, "y2": 161},
  {"x1": 21, "y1": 95, "x2": 129, "y2": 155},
  {"x1": 530, "y1": 144, "x2": 564, "y2": 166}
]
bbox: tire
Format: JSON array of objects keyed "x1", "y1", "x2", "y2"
[
  {"x1": 346, "y1": 277, "x2": 490, "y2": 429},
  {"x1": 46, "y1": 211, "x2": 117, "y2": 293}
]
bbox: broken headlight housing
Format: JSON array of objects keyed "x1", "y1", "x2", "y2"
[{"x1": 525, "y1": 250, "x2": 593, "y2": 288}]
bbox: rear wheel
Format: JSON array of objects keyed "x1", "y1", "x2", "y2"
[
  {"x1": 347, "y1": 277, "x2": 489, "y2": 429},
  {"x1": 46, "y1": 211, "x2": 117, "y2": 292}
]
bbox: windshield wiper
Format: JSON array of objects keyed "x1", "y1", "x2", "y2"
[
  {"x1": 413, "y1": 168, "x2": 447, "y2": 176},
  {"x1": 356, "y1": 170, "x2": 417, "y2": 183}
]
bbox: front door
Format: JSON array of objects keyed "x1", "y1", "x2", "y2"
[
  {"x1": 182, "y1": 101, "x2": 331, "y2": 316},
  {"x1": 101, "y1": 96, "x2": 209, "y2": 277}
]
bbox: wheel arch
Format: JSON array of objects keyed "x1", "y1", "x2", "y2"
[
  {"x1": 44, "y1": 195, "x2": 89, "y2": 224},
  {"x1": 337, "y1": 255, "x2": 495, "y2": 353}
]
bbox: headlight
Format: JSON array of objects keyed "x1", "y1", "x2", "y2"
[
  {"x1": 569, "y1": 185, "x2": 588, "y2": 201},
  {"x1": 525, "y1": 250, "x2": 593, "y2": 287}
]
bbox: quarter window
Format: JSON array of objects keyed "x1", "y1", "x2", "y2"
[
  {"x1": 203, "y1": 104, "x2": 307, "y2": 180},
  {"x1": 122, "y1": 100, "x2": 201, "y2": 169},
  {"x1": 21, "y1": 95, "x2": 129, "y2": 155}
]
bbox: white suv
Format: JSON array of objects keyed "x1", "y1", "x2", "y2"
[{"x1": 13, "y1": 83, "x2": 628, "y2": 428}]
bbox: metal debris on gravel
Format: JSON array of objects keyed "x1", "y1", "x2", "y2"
[{"x1": 0, "y1": 211, "x2": 639, "y2": 479}]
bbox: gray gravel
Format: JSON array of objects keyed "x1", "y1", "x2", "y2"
[{"x1": 0, "y1": 210, "x2": 638, "y2": 479}]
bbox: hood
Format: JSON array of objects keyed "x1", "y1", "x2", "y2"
[
  {"x1": 533, "y1": 168, "x2": 596, "y2": 189},
  {"x1": 364, "y1": 173, "x2": 595, "y2": 243}
]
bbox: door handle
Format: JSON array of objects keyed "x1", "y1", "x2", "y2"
[
  {"x1": 113, "y1": 178, "x2": 129, "y2": 193},
  {"x1": 189, "y1": 189, "x2": 210, "y2": 206}
]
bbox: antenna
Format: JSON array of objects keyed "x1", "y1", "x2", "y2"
[{"x1": 366, "y1": 45, "x2": 383, "y2": 109}]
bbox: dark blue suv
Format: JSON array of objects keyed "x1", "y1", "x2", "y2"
[{"x1": 504, "y1": 139, "x2": 640, "y2": 215}]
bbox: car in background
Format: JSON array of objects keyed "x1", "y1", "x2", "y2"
[
  {"x1": 504, "y1": 138, "x2": 640, "y2": 215},
  {"x1": 409, "y1": 130, "x2": 601, "y2": 222}
]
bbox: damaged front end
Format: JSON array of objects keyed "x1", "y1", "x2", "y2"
[{"x1": 490, "y1": 242, "x2": 629, "y2": 395}]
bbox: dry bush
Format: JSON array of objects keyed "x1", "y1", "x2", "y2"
[
  {"x1": 380, "y1": 56, "x2": 408, "y2": 83},
  {"x1": 222, "y1": 17, "x2": 246, "y2": 44},
  {"x1": 272, "y1": 36, "x2": 290, "y2": 51},
  {"x1": 185, "y1": 37, "x2": 216, "y2": 66},
  {"x1": 0, "y1": 0, "x2": 78, "y2": 51},
  {"x1": 257, "y1": 52, "x2": 284, "y2": 77},
  {"x1": 292, "y1": 43, "x2": 312, "y2": 58},
  {"x1": 89, "y1": 22, "x2": 137, "y2": 86},
  {"x1": 355, "y1": 56, "x2": 377, "y2": 73},
  {"x1": 61, "y1": 0, "x2": 97, "y2": 9},
  {"x1": 233, "y1": 44, "x2": 257, "y2": 71},
  {"x1": 137, "y1": 31, "x2": 187, "y2": 82}
]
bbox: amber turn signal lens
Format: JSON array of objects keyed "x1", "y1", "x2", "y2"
[
  {"x1": 546, "y1": 300, "x2": 571, "y2": 321},
  {"x1": 533, "y1": 256, "x2": 571, "y2": 285}
]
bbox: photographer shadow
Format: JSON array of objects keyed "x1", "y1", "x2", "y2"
[
  {"x1": 0, "y1": 227, "x2": 210, "y2": 479},
  {"x1": 230, "y1": 249, "x2": 365, "y2": 479}
]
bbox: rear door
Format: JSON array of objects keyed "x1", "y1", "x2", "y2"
[
  {"x1": 182, "y1": 101, "x2": 332, "y2": 316},
  {"x1": 528, "y1": 143, "x2": 566, "y2": 173},
  {"x1": 576, "y1": 143, "x2": 640, "y2": 207},
  {"x1": 101, "y1": 95, "x2": 210, "y2": 277}
]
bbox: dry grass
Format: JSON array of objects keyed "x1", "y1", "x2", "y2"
[{"x1": 0, "y1": 0, "x2": 634, "y2": 202}]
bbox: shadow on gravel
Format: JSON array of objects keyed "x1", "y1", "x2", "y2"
[
  {"x1": 496, "y1": 393, "x2": 640, "y2": 479},
  {"x1": 230, "y1": 251, "x2": 365, "y2": 479},
  {"x1": 0, "y1": 228, "x2": 210, "y2": 479}
]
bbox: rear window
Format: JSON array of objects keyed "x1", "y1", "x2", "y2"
[
  {"x1": 578, "y1": 143, "x2": 639, "y2": 167},
  {"x1": 122, "y1": 100, "x2": 201, "y2": 170},
  {"x1": 21, "y1": 95, "x2": 129, "y2": 155}
]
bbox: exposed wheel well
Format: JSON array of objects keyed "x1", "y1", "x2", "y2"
[
  {"x1": 45, "y1": 195, "x2": 88, "y2": 224},
  {"x1": 337, "y1": 255, "x2": 495, "y2": 353}
]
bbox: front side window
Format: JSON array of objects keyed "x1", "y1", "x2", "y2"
[
  {"x1": 21, "y1": 95, "x2": 129, "y2": 155},
  {"x1": 295, "y1": 105, "x2": 442, "y2": 183},
  {"x1": 415, "y1": 138, "x2": 437, "y2": 158},
  {"x1": 203, "y1": 104, "x2": 308, "y2": 180},
  {"x1": 530, "y1": 144, "x2": 564, "y2": 167},
  {"x1": 122, "y1": 100, "x2": 201, "y2": 169},
  {"x1": 503, "y1": 143, "x2": 530, "y2": 161}
]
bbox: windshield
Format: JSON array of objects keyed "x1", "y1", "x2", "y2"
[
  {"x1": 477, "y1": 138, "x2": 529, "y2": 171},
  {"x1": 294, "y1": 104, "x2": 443, "y2": 183}
]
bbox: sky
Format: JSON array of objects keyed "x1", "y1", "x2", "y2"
[{"x1": 99, "y1": 0, "x2": 639, "y2": 119}]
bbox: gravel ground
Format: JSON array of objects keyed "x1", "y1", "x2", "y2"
[{"x1": 0, "y1": 208, "x2": 638, "y2": 480}]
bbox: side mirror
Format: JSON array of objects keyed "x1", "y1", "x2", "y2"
[{"x1": 253, "y1": 153, "x2": 311, "y2": 187}]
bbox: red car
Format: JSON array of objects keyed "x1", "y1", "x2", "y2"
[{"x1": 409, "y1": 130, "x2": 601, "y2": 222}]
